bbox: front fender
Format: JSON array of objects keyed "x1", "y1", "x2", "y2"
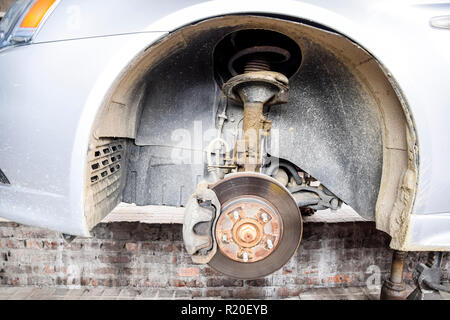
[{"x1": 0, "y1": 32, "x2": 165, "y2": 236}]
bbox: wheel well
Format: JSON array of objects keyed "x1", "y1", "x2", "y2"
[{"x1": 84, "y1": 15, "x2": 418, "y2": 250}]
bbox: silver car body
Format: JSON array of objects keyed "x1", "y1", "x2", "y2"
[{"x1": 0, "y1": 0, "x2": 450, "y2": 250}]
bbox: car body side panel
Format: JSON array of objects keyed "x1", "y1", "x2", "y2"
[
  {"x1": 0, "y1": 32, "x2": 165, "y2": 236},
  {"x1": 409, "y1": 213, "x2": 450, "y2": 249},
  {"x1": 33, "y1": 0, "x2": 203, "y2": 42}
]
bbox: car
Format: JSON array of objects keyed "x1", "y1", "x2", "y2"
[{"x1": 0, "y1": 0, "x2": 449, "y2": 297}]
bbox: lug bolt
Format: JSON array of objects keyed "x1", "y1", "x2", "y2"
[
  {"x1": 267, "y1": 239, "x2": 273, "y2": 249},
  {"x1": 233, "y1": 211, "x2": 239, "y2": 220},
  {"x1": 330, "y1": 198, "x2": 339, "y2": 210},
  {"x1": 261, "y1": 213, "x2": 268, "y2": 222},
  {"x1": 242, "y1": 252, "x2": 248, "y2": 262},
  {"x1": 222, "y1": 234, "x2": 228, "y2": 243}
]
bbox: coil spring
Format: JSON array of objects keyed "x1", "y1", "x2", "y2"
[{"x1": 244, "y1": 57, "x2": 271, "y2": 73}]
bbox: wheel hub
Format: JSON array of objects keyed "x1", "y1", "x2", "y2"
[{"x1": 216, "y1": 196, "x2": 282, "y2": 263}]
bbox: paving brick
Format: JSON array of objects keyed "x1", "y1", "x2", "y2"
[
  {"x1": 8, "y1": 287, "x2": 34, "y2": 300},
  {"x1": 53, "y1": 288, "x2": 71, "y2": 297},
  {"x1": 79, "y1": 296, "x2": 104, "y2": 300},
  {"x1": 0, "y1": 286, "x2": 17, "y2": 297},
  {"x1": 81, "y1": 287, "x2": 105, "y2": 297},
  {"x1": 66, "y1": 289, "x2": 88, "y2": 296},
  {"x1": 118, "y1": 288, "x2": 142, "y2": 297},
  {"x1": 26, "y1": 287, "x2": 56, "y2": 300},
  {"x1": 139, "y1": 288, "x2": 160, "y2": 298},
  {"x1": 156, "y1": 289, "x2": 178, "y2": 298},
  {"x1": 102, "y1": 288, "x2": 123, "y2": 297}
]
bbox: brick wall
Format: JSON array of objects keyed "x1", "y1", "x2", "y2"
[{"x1": 0, "y1": 221, "x2": 448, "y2": 299}]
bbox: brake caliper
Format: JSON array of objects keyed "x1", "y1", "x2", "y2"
[{"x1": 182, "y1": 182, "x2": 221, "y2": 264}]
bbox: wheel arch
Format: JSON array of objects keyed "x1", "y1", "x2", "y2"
[{"x1": 77, "y1": 12, "x2": 419, "y2": 250}]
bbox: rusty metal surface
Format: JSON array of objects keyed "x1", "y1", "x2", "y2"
[
  {"x1": 380, "y1": 250, "x2": 408, "y2": 300},
  {"x1": 407, "y1": 252, "x2": 450, "y2": 299},
  {"x1": 182, "y1": 182, "x2": 221, "y2": 264},
  {"x1": 222, "y1": 70, "x2": 289, "y2": 172},
  {"x1": 215, "y1": 195, "x2": 283, "y2": 263},
  {"x1": 208, "y1": 173, "x2": 302, "y2": 279},
  {"x1": 227, "y1": 46, "x2": 291, "y2": 76},
  {"x1": 222, "y1": 71, "x2": 289, "y2": 105}
]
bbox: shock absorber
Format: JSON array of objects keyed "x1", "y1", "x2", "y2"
[{"x1": 223, "y1": 46, "x2": 291, "y2": 172}]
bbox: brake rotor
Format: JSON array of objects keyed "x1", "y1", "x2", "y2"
[{"x1": 208, "y1": 172, "x2": 302, "y2": 279}]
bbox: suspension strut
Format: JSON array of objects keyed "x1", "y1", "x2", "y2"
[
  {"x1": 183, "y1": 35, "x2": 304, "y2": 277},
  {"x1": 222, "y1": 47, "x2": 290, "y2": 172}
]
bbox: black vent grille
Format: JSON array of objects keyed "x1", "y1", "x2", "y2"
[
  {"x1": 85, "y1": 139, "x2": 127, "y2": 229},
  {"x1": 89, "y1": 141, "x2": 124, "y2": 186},
  {"x1": 0, "y1": 169, "x2": 10, "y2": 185}
]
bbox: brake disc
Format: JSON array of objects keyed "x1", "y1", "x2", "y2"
[{"x1": 208, "y1": 172, "x2": 302, "y2": 279}]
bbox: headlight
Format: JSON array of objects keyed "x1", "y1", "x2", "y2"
[{"x1": 0, "y1": 0, "x2": 58, "y2": 50}]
